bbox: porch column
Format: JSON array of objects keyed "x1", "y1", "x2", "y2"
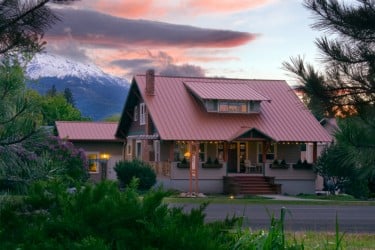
[
  {"x1": 189, "y1": 141, "x2": 199, "y2": 194},
  {"x1": 313, "y1": 142, "x2": 317, "y2": 163},
  {"x1": 262, "y1": 141, "x2": 271, "y2": 176}
]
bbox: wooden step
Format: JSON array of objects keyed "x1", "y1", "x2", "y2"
[{"x1": 223, "y1": 176, "x2": 281, "y2": 195}]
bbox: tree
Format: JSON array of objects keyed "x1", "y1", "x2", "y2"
[
  {"x1": 283, "y1": 0, "x2": 375, "y2": 197},
  {"x1": 0, "y1": 0, "x2": 78, "y2": 56},
  {"x1": 283, "y1": 0, "x2": 375, "y2": 116},
  {"x1": 46, "y1": 84, "x2": 57, "y2": 97},
  {"x1": 63, "y1": 87, "x2": 75, "y2": 107},
  {"x1": 40, "y1": 93, "x2": 89, "y2": 125},
  {"x1": 103, "y1": 113, "x2": 121, "y2": 122}
]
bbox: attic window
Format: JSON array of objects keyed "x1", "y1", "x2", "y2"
[{"x1": 219, "y1": 101, "x2": 247, "y2": 113}]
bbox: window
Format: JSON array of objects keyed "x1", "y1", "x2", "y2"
[
  {"x1": 154, "y1": 140, "x2": 160, "y2": 162},
  {"x1": 199, "y1": 143, "x2": 206, "y2": 162},
  {"x1": 136, "y1": 140, "x2": 142, "y2": 159},
  {"x1": 205, "y1": 100, "x2": 218, "y2": 112},
  {"x1": 134, "y1": 105, "x2": 138, "y2": 121},
  {"x1": 127, "y1": 143, "x2": 132, "y2": 155},
  {"x1": 140, "y1": 103, "x2": 146, "y2": 125},
  {"x1": 174, "y1": 143, "x2": 188, "y2": 161},
  {"x1": 219, "y1": 101, "x2": 247, "y2": 113},
  {"x1": 257, "y1": 143, "x2": 276, "y2": 163},
  {"x1": 249, "y1": 101, "x2": 261, "y2": 112},
  {"x1": 87, "y1": 153, "x2": 99, "y2": 173}
]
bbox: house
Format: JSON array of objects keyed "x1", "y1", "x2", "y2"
[
  {"x1": 55, "y1": 121, "x2": 124, "y2": 182},
  {"x1": 116, "y1": 70, "x2": 332, "y2": 195}
]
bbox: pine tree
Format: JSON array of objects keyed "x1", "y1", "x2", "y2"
[
  {"x1": 46, "y1": 84, "x2": 57, "y2": 97},
  {"x1": 63, "y1": 87, "x2": 75, "y2": 107},
  {"x1": 283, "y1": 0, "x2": 375, "y2": 197},
  {"x1": 0, "y1": 0, "x2": 78, "y2": 56},
  {"x1": 283, "y1": 0, "x2": 375, "y2": 116}
]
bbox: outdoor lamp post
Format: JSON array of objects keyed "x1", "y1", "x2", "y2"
[{"x1": 99, "y1": 153, "x2": 110, "y2": 180}]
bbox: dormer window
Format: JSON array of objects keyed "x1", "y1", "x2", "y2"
[
  {"x1": 219, "y1": 101, "x2": 247, "y2": 113},
  {"x1": 184, "y1": 81, "x2": 270, "y2": 114}
]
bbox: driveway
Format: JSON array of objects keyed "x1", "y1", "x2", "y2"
[{"x1": 171, "y1": 203, "x2": 375, "y2": 233}]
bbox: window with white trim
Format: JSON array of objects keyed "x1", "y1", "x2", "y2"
[
  {"x1": 87, "y1": 152, "x2": 99, "y2": 173},
  {"x1": 154, "y1": 140, "x2": 160, "y2": 162},
  {"x1": 140, "y1": 103, "x2": 146, "y2": 125},
  {"x1": 136, "y1": 140, "x2": 142, "y2": 159},
  {"x1": 199, "y1": 143, "x2": 206, "y2": 162},
  {"x1": 134, "y1": 105, "x2": 138, "y2": 121},
  {"x1": 127, "y1": 143, "x2": 132, "y2": 155}
]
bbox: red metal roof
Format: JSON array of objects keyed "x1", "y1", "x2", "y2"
[
  {"x1": 184, "y1": 81, "x2": 270, "y2": 101},
  {"x1": 133, "y1": 75, "x2": 332, "y2": 142},
  {"x1": 55, "y1": 121, "x2": 120, "y2": 141}
]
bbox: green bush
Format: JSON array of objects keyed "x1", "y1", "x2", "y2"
[
  {"x1": 114, "y1": 159, "x2": 156, "y2": 191},
  {"x1": 0, "y1": 180, "x2": 237, "y2": 249}
]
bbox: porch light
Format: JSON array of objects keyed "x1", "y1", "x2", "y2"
[
  {"x1": 99, "y1": 153, "x2": 110, "y2": 163},
  {"x1": 184, "y1": 151, "x2": 191, "y2": 158}
]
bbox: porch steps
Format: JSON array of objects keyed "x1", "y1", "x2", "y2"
[{"x1": 223, "y1": 176, "x2": 281, "y2": 195}]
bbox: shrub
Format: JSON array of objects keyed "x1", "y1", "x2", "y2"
[
  {"x1": 114, "y1": 159, "x2": 156, "y2": 191},
  {"x1": 0, "y1": 180, "x2": 237, "y2": 249}
]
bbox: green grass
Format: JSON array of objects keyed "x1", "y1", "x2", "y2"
[
  {"x1": 289, "y1": 232, "x2": 375, "y2": 249},
  {"x1": 296, "y1": 193, "x2": 359, "y2": 201},
  {"x1": 164, "y1": 194, "x2": 375, "y2": 206}
]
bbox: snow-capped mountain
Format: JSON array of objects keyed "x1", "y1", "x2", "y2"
[{"x1": 26, "y1": 53, "x2": 130, "y2": 121}]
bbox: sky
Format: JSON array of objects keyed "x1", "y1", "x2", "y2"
[{"x1": 44, "y1": 0, "x2": 324, "y2": 85}]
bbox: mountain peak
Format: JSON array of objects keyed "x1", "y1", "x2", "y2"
[{"x1": 27, "y1": 53, "x2": 110, "y2": 80}]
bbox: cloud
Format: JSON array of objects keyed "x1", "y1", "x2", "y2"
[
  {"x1": 108, "y1": 50, "x2": 206, "y2": 78},
  {"x1": 78, "y1": 0, "x2": 167, "y2": 19},
  {"x1": 46, "y1": 8, "x2": 256, "y2": 49},
  {"x1": 159, "y1": 64, "x2": 205, "y2": 77},
  {"x1": 46, "y1": 29, "x2": 90, "y2": 63},
  {"x1": 184, "y1": 0, "x2": 276, "y2": 14},
  {"x1": 76, "y1": 0, "x2": 276, "y2": 19}
]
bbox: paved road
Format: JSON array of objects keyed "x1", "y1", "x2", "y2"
[{"x1": 171, "y1": 203, "x2": 375, "y2": 233}]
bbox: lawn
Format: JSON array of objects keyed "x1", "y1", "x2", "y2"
[
  {"x1": 289, "y1": 232, "x2": 375, "y2": 249},
  {"x1": 164, "y1": 194, "x2": 375, "y2": 206}
]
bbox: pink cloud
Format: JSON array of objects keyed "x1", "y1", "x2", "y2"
[
  {"x1": 185, "y1": 0, "x2": 276, "y2": 14},
  {"x1": 76, "y1": 0, "x2": 276, "y2": 19}
]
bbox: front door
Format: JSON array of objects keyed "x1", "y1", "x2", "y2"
[{"x1": 227, "y1": 143, "x2": 237, "y2": 173}]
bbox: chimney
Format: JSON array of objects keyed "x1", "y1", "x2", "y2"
[{"x1": 145, "y1": 69, "x2": 155, "y2": 95}]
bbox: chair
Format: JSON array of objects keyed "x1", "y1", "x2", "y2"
[{"x1": 244, "y1": 160, "x2": 256, "y2": 173}]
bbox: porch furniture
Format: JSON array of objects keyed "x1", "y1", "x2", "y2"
[{"x1": 244, "y1": 160, "x2": 257, "y2": 173}]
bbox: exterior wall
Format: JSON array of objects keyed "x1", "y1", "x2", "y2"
[
  {"x1": 72, "y1": 141, "x2": 123, "y2": 182},
  {"x1": 274, "y1": 179, "x2": 316, "y2": 195},
  {"x1": 159, "y1": 162, "x2": 227, "y2": 193},
  {"x1": 157, "y1": 178, "x2": 223, "y2": 194},
  {"x1": 171, "y1": 162, "x2": 227, "y2": 180}
]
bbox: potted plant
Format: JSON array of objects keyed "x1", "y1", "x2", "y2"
[
  {"x1": 270, "y1": 159, "x2": 288, "y2": 169},
  {"x1": 293, "y1": 159, "x2": 313, "y2": 169},
  {"x1": 177, "y1": 157, "x2": 189, "y2": 168},
  {"x1": 203, "y1": 157, "x2": 222, "y2": 168}
]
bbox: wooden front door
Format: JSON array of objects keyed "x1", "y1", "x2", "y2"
[{"x1": 227, "y1": 143, "x2": 237, "y2": 173}]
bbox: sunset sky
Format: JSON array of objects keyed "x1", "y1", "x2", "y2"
[{"x1": 45, "y1": 0, "x2": 324, "y2": 84}]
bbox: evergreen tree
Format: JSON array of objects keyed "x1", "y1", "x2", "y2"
[
  {"x1": 283, "y1": 0, "x2": 375, "y2": 116},
  {"x1": 283, "y1": 0, "x2": 375, "y2": 197},
  {"x1": 0, "y1": 0, "x2": 78, "y2": 56},
  {"x1": 46, "y1": 84, "x2": 57, "y2": 97},
  {"x1": 63, "y1": 87, "x2": 75, "y2": 107}
]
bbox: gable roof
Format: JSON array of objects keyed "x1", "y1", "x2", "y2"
[
  {"x1": 118, "y1": 75, "x2": 332, "y2": 143},
  {"x1": 56, "y1": 121, "x2": 121, "y2": 141}
]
